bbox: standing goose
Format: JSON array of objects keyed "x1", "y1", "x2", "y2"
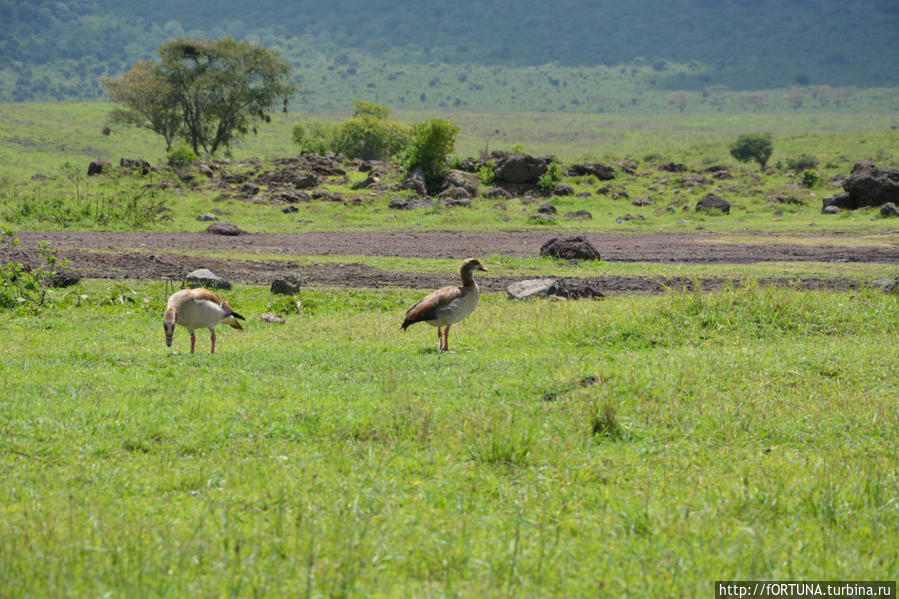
[
  {"x1": 163, "y1": 288, "x2": 245, "y2": 353},
  {"x1": 401, "y1": 258, "x2": 487, "y2": 352}
]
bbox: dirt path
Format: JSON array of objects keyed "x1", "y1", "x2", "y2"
[{"x1": 4, "y1": 230, "x2": 897, "y2": 293}]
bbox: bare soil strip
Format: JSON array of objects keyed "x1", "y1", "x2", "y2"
[{"x1": 4, "y1": 230, "x2": 897, "y2": 294}]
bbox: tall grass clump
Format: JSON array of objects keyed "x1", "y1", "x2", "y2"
[{"x1": 0, "y1": 164, "x2": 170, "y2": 229}]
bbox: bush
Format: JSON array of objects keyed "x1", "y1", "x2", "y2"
[
  {"x1": 291, "y1": 120, "x2": 335, "y2": 155},
  {"x1": 0, "y1": 230, "x2": 68, "y2": 311},
  {"x1": 166, "y1": 143, "x2": 197, "y2": 168},
  {"x1": 537, "y1": 161, "x2": 564, "y2": 195},
  {"x1": 729, "y1": 133, "x2": 773, "y2": 169},
  {"x1": 786, "y1": 154, "x2": 819, "y2": 172},
  {"x1": 402, "y1": 118, "x2": 459, "y2": 181},
  {"x1": 799, "y1": 169, "x2": 822, "y2": 187}
]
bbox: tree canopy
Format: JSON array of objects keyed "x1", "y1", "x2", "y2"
[{"x1": 102, "y1": 37, "x2": 295, "y2": 156}]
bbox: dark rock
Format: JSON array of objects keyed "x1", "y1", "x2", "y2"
[
  {"x1": 185, "y1": 268, "x2": 231, "y2": 290},
  {"x1": 617, "y1": 161, "x2": 638, "y2": 175},
  {"x1": 537, "y1": 202, "x2": 557, "y2": 215},
  {"x1": 388, "y1": 198, "x2": 410, "y2": 210},
  {"x1": 483, "y1": 186, "x2": 513, "y2": 199},
  {"x1": 270, "y1": 276, "x2": 300, "y2": 295},
  {"x1": 616, "y1": 213, "x2": 645, "y2": 223},
  {"x1": 822, "y1": 192, "x2": 853, "y2": 211},
  {"x1": 657, "y1": 161, "x2": 687, "y2": 172},
  {"x1": 238, "y1": 182, "x2": 261, "y2": 196},
  {"x1": 87, "y1": 159, "x2": 110, "y2": 176},
  {"x1": 311, "y1": 190, "x2": 343, "y2": 202},
  {"x1": 205, "y1": 222, "x2": 244, "y2": 236},
  {"x1": 529, "y1": 213, "x2": 555, "y2": 223},
  {"x1": 400, "y1": 167, "x2": 428, "y2": 195},
  {"x1": 568, "y1": 163, "x2": 616, "y2": 180},
  {"x1": 556, "y1": 280, "x2": 604, "y2": 299},
  {"x1": 439, "y1": 185, "x2": 472, "y2": 200},
  {"x1": 441, "y1": 170, "x2": 479, "y2": 196},
  {"x1": 539, "y1": 236, "x2": 602, "y2": 260},
  {"x1": 120, "y1": 157, "x2": 150, "y2": 175},
  {"x1": 351, "y1": 175, "x2": 379, "y2": 190},
  {"x1": 880, "y1": 202, "x2": 899, "y2": 217},
  {"x1": 565, "y1": 210, "x2": 593, "y2": 219},
  {"x1": 631, "y1": 197, "x2": 654, "y2": 206},
  {"x1": 843, "y1": 161, "x2": 899, "y2": 208},
  {"x1": 493, "y1": 153, "x2": 548, "y2": 184},
  {"x1": 444, "y1": 197, "x2": 472, "y2": 208},
  {"x1": 696, "y1": 193, "x2": 731, "y2": 214},
  {"x1": 552, "y1": 182, "x2": 575, "y2": 196},
  {"x1": 282, "y1": 205, "x2": 299, "y2": 213}
]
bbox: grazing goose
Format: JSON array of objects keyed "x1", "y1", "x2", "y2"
[
  {"x1": 401, "y1": 258, "x2": 487, "y2": 352},
  {"x1": 163, "y1": 288, "x2": 245, "y2": 353}
]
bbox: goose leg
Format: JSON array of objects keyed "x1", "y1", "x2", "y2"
[
  {"x1": 437, "y1": 327, "x2": 444, "y2": 352},
  {"x1": 443, "y1": 325, "x2": 451, "y2": 352},
  {"x1": 210, "y1": 329, "x2": 216, "y2": 354},
  {"x1": 190, "y1": 331, "x2": 196, "y2": 353}
]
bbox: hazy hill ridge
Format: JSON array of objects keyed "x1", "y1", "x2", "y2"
[{"x1": 1, "y1": 0, "x2": 897, "y2": 109}]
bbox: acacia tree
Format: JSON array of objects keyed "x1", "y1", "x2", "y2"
[
  {"x1": 103, "y1": 37, "x2": 295, "y2": 156},
  {"x1": 101, "y1": 60, "x2": 181, "y2": 151}
]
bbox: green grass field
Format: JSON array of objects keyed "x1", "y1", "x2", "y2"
[
  {"x1": 1, "y1": 282, "x2": 897, "y2": 597},
  {"x1": 1, "y1": 100, "x2": 898, "y2": 597}
]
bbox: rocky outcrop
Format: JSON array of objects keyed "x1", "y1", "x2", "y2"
[{"x1": 842, "y1": 161, "x2": 899, "y2": 208}]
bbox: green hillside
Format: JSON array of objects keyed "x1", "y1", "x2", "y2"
[{"x1": 1, "y1": 0, "x2": 898, "y2": 110}]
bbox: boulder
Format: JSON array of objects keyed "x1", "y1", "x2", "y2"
[
  {"x1": 120, "y1": 157, "x2": 150, "y2": 175},
  {"x1": 537, "y1": 202, "x2": 557, "y2": 215},
  {"x1": 87, "y1": 158, "x2": 110, "y2": 176},
  {"x1": 185, "y1": 268, "x2": 231, "y2": 290},
  {"x1": 493, "y1": 153, "x2": 548, "y2": 184},
  {"x1": 400, "y1": 167, "x2": 428, "y2": 195},
  {"x1": 270, "y1": 276, "x2": 300, "y2": 295},
  {"x1": 444, "y1": 197, "x2": 472, "y2": 208},
  {"x1": 507, "y1": 278, "x2": 560, "y2": 300},
  {"x1": 695, "y1": 193, "x2": 731, "y2": 214},
  {"x1": 822, "y1": 192, "x2": 853, "y2": 211},
  {"x1": 567, "y1": 163, "x2": 616, "y2": 180},
  {"x1": 880, "y1": 202, "x2": 899, "y2": 217},
  {"x1": 539, "y1": 236, "x2": 602, "y2": 260},
  {"x1": 205, "y1": 222, "x2": 244, "y2": 236},
  {"x1": 821, "y1": 205, "x2": 842, "y2": 215},
  {"x1": 440, "y1": 170, "x2": 479, "y2": 196},
  {"x1": 552, "y1": 182, "x2": 575, "y2": 196},
  {"x1": 657, "y1": 161, "x2": 687, "y2": 172},
  {"x1": 556, "y1": 280, "x2": 604, "y2": 299},
  {"x1": 843, "y1": 161, "x2": 899, "y2": 208}
]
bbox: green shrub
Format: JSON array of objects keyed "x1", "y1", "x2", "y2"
[
  {"x1": 0, "y1": 230, "x2": 68, "y2": 311},
  {"x1": 166, "y1": 143, "x2": 197, "y2": 168},
  {"x1": 800, "y1": 169, "x2": 822, "y2": 187},
  {"x1": 729, "y1": 133, "x2": 773, "y2": 169},
  {"x1": 477, "y1": 163, "x2": 495, "y2": 185},
  {"x1": 786, "y1": 154, "x2": 819, "y2": 172},
  {"x1": 537, "y1": 161, "x2": 564, "y2": 195},
  {"x1": 291, "y1": 120, "x2": 336, "y2": 155},
  {"x1": 402, "y1": 118, "x2": 459, "y2": 181}
]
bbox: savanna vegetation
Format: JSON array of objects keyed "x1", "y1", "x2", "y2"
[{"x1": 2, "y1": 4, "x2": 899, "y2": 593}]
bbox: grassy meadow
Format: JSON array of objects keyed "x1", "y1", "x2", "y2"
[
  {"x1": 1, "y1": 281, "x2": 897, "y2": 597},
  {"x1": 1, "y1": 99, "x2": 898, "y2": 597}
]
